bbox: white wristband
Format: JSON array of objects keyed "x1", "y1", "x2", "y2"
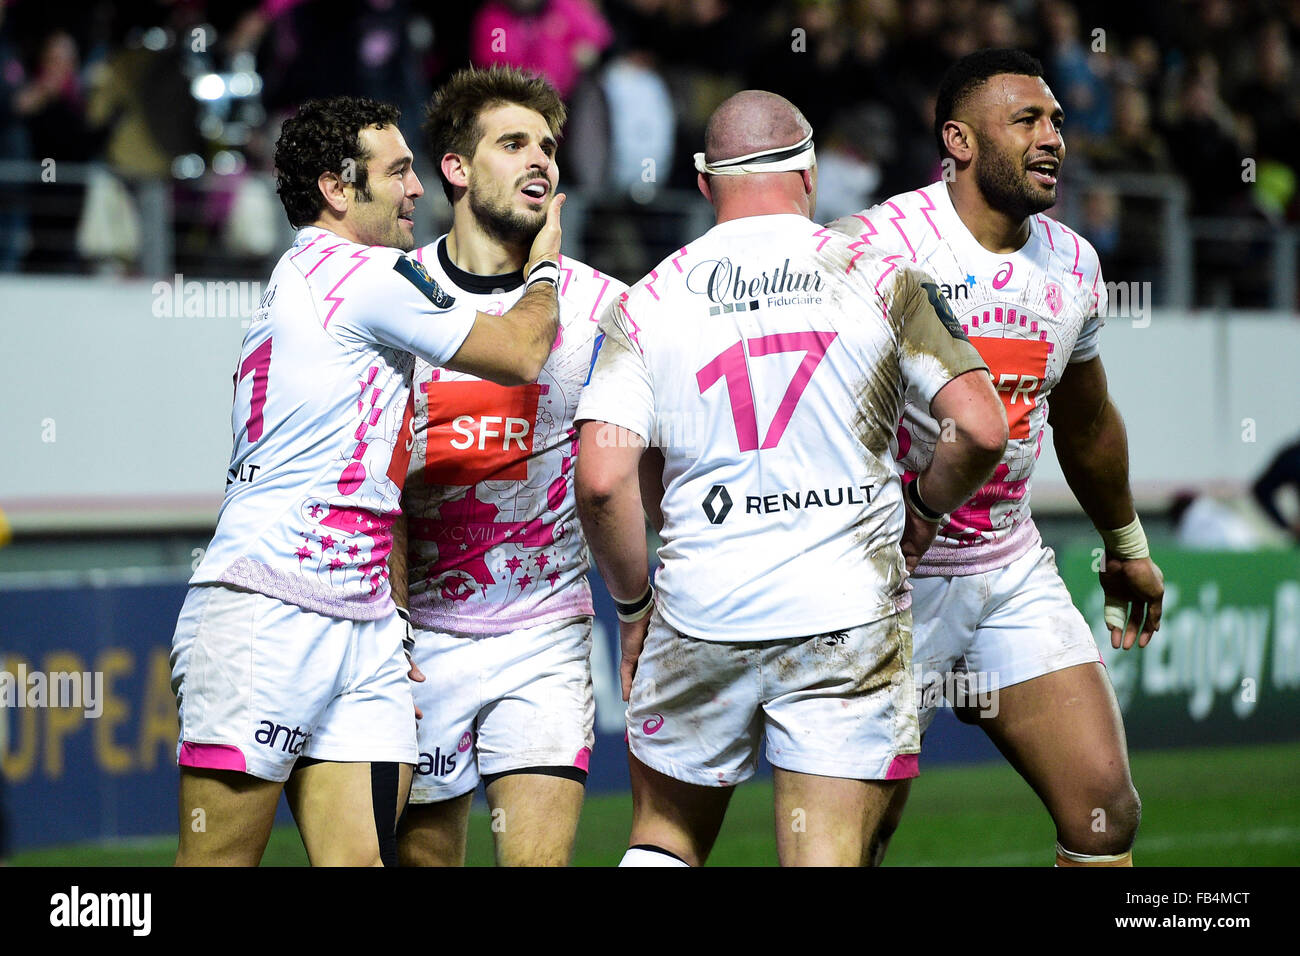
[
  {"x1": 1098, "y1": 516, "x2": 1149, "y2": 560},
  {"x1": 526, "y1": 259, "x2": 559, "y2": 290}
]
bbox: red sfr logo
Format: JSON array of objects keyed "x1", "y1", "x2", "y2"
[
  {"x1": 421, "y1": 381, "x2": 542, "y2": 484},
  {"x1": 969, "y1": 337, "x2": 1049, "y2": 439}
]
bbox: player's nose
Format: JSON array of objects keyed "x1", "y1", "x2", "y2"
[{"x1": 407, "y1": 167, "x2": 425, "y2": 200}]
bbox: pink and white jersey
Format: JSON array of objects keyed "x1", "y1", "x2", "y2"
[
  {"x1": 403, "y1": 238, "x2": 625, "y2": 634},
  {"x1": 190, "y1": 227, "x2": 475, "y2": 619},
  {"x1": 577, "y1": 214, "x2": 986, "y2": 642},
  {"x1": 831, "y1": 183, "x2": 1106, "y2": 576}
]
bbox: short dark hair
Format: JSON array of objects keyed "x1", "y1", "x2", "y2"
[
  {"x1": 274, "y1": 96, "x2": 402, "y2": 228},
  {"x1": 934, "y1": 48, "x2": 1046, "y2": 158},
  {"x1": 424, "y1": 65, "x2": 567, "y2": 202}
]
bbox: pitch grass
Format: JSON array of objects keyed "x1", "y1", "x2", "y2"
[{"x1": 12, "y1": 742, "x2": 1300, "y2": 866}]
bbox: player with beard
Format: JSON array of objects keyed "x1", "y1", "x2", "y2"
[
  {"x1": 393, "y1": 66, "x2": 626, "y2": 866},
  {"x1": 831, "y1": 49, "x2": 1164, "y2": 866},
  {"x1": 172, "y1": 96, "x2": 563, "y2": 866}
]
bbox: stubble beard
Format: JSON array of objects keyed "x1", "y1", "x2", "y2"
[
  {"x1": 973, "y1": 132, "x2": 1057, "y2": 222},
  {"x1": 468, "y1": 177, "x2": 546, "y2": 248}
]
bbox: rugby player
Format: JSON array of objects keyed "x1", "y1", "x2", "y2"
[
  {"x1": 575, "y1": 90, "x2": 1009, "y2": 866},
  {"x1": 830, "y1": 49, "x2": 1165, "y2": 866},
  {"x1": 171, "y1": 95, "x2": 564, "y2": 866},
  {"x1": 393, "y1": 66, "x2": 625, "y2": 867}
]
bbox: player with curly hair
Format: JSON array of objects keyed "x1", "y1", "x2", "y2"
[{"x1": 171, "y1": 95, "x2": 566, "y2": 866}]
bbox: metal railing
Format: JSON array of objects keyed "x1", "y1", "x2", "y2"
[{"x1": 0, "y1": 161, "x2": 1295, "y2": 312}]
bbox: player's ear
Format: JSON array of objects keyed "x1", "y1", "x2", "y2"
[
  {"x1": 441, "y1": 152, "x2": 470, "y2": 192},
  {"x1": 943, "y1": 120, "x2": 973, "y2": 164},
  {"x1": 697, "y1": 172, "x2": 713, "y2": 204},
  {"x1": 318, "y1": 170, "x2": 349, "y2": 216}
]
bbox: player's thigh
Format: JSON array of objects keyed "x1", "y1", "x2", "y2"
[
  {"x1": 407, "y1": 626, "x2": 485, "y2": 807},
  {"x1": 762, "y1": 614, "x2": 921, "y2": 783},
  {"x1": 627, "y1": 752, "x2": 734, "y2": 867},
  {"x1": 485, "y1": 771, "x2": 586, "y2": 866},
  {"x1": 908, "y1": 573, "x2": 986, "y2": 734},
  {"x1": 773, "y1": 768, "x2": 898, "y2": 867},
  {"x1": 286, "y1": 759, "x2": 413, "y2": 866},
  {"x1": 176, "y1": 767, "x2": 283, "y2": 866},
  {"x1": 170, "y1": 585, "x2": 350, "y2": 784},
  {"x1": 397, "y1": 792, "x2": 474, "y2": 867},
  {"x1": 474, "y1": 617, "x2": 595, "y2": 783},
  {"x1": 625, "y1": 612, "x2": 764, "y2": 788},
  {"x1": 977, "y1": 662, "x2": 1138, "y2": 845}
]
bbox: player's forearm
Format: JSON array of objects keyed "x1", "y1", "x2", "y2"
[
  {"x1": 579, "y1": 487, "x2": 650, "y2": 600},
  {"x1": 919, "y1": 433, "x2": 1005, "y2": 514},
  {"x1": 576, "y1": 428, "x2": 651, "y2": 599},
  {"x1": 500, "y1": 281, "x2": 560, "y2": 382},
  {"x1": 389, "y1": 512, "x2": 409, "y2": 608},
  {"x1": 917, "y1": 370, "x2": 1008, "y2": 513},
  {"x1": 1054, "y1": 398, "x2": 1137, "y2": 531}
]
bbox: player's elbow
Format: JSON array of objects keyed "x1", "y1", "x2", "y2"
[
  {"x1": 479, "y1": 353, "x2": 545, "y2": 388},
  {"x1": 951, "y1": 408, "x2": 1008, "y2": 472},
  {"x1": 968, "y1": 415, "x2": 1009, "y2": 464}
]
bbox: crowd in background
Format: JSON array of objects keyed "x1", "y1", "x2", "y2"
[{"x1": 1, "y1": 0, "x2": 1298, "y2": 304}]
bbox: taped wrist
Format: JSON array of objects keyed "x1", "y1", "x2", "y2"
[{"x1": 1098, "y1": 516, "x2": 1149, "y2": 560}]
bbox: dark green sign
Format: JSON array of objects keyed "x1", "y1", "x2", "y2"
[{"x1": 1059, "y1": 547, "x2": 1300, "y2": 747}]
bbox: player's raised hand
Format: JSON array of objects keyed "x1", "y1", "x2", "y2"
[
  {"x1": 1099, "y1": 555, "x2": 1164, "y2": 650},
  {"x1": 619, "y1": 614, "x2": 651, "y2": 702},
  {"x1": 526, "y1": 192, "x2": 566, "y2": 275}
]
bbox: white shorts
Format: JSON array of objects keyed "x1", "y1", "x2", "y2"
[
  {"x1": 170, "y1": 584, "x2": 418, "y2": 782},
  {"x1": 910, "y1": 543, "x2": 1103, "y2": 733},
  {"x1": 408, "y1": 616, "x2": 595, "y2": 804},
  {"x1": 626, "y1": 610, "x2": 920, "y2": 787}
]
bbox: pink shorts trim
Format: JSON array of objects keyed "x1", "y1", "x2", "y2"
[
  {"x1": 179, "y1": 741, "x2": 248, "y2": 773},
  {"x1": 573, "y1": 746, "x2": 592, "y2": 772},
  {"x1": 886, "y1": 753, "x2": 919, "y2": 780}
]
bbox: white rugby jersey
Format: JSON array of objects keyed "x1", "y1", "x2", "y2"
[
  {"x1": 404, "y1": 238, "x2": 626, "y2": 633},
  {"x1": 577, "y1": 214, "x2": 987, "y2": 641},
  {"x1": 190, "y1": 226, "x2": 475, "y2": 619},
  {"x1": 831, "y1": 183, "x2": 1106, "y2": 576}
]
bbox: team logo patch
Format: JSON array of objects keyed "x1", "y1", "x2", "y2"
[
  {"x1": 921, "y1": 281, "x2": 970, "y2": 342},
  {"x1": 970, "y1": 338, "x2": 1050, "y2": 440},
  {"x1": 394, "y1": 256, "x2": 456, "y2": 309},
  {"x1": 420, "y1": 380, "x2": 541, "y2": 484}
]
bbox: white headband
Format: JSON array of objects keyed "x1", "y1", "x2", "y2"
[{"x1": 694, "y1": 131, "x2": 816, "y2": 176}]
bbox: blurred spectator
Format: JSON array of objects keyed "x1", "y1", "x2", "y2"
[
  {"x1": 1253, "y1": 437, "x2": 1300, "y2": 545},
  {"x1": 0, "y1": 2, "x2": 30, "y2": 271},
  {"x1": 470, "y1": 0, "x2": 612, "y2": 99},
  {"x1": 1040, "y1": 0, "x2": 1111, "y2": 148},
  {"x1": 812, "y1": 105, "x2": 890, "y2": 222},
  {"x1": 1233, "y1": 20, "x2": 1300, "y2": 220},
  {"x1": 1163, "y1": 57, "x2": 1250, "y2": 216},
  {"x1": 1169, "y1": 490, "x2": 1266, "y2": 550},
  {"x1": 14, "y1": 30, "x2": 96, "y2": 272}
]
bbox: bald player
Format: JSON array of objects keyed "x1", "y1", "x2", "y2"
[
  {"x1": 576, "y1": 91, "x2": 1008, "y2": 866},
  {"x1": 831, "y1": 49, "x2": 1164, "y2": 867}
]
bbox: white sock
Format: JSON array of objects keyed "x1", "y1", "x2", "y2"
[{"x1": 619, "y1": 846, "x2": 690, "y2": 867}]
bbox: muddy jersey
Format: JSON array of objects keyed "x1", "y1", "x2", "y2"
[
  {"x1": 190, "y1": 227, "x2": 476, "y2": 619},
  {"x1": 404, "y1": 238, "x2": 626, "y2": 633},
  {"x1": 576, "y1": 213, "x2": 987, "y2": 641},
  {"x1": 831, "y1": 183, "x2": 1106, "y2": 575}
]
